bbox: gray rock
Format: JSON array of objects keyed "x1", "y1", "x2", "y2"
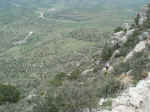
[
  {"x1": 111, "y1": 29, "x2": 135, "y2": 47},
  {"x1": 122, "y1": 23, "x2": 131, "y2": 31},
  {"x1": 113, "y1": 31, "x2": 125, "y2": 38},
  {"x1": 103, "y1": 73, "x2": 150, "y2": 112},
  {"x1": 81, "y1": 68, "x2": 94, "y2": 75},
  {"x1": 120, "y1": 29, "x2": 135, "y2": 43},
  {"x1": 112, "y1": 105, "x2": 135, "y2": 112},
  {"x1": 124, "y1": 41, "x2": 146, "y2": 62}
]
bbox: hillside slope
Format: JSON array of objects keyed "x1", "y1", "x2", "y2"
[
  {"x1": 33, "y1": 3, "x2": 150, "y2": 112},
  {"x1": 98, "y1": 3, "x2": 150, "y2": 112},
  {"x1": 0, "y1": 2, "x2": 150, "y2": 112}
]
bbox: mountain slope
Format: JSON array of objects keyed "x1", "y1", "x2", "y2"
[
  {"x1": 33, "y1": 3, "x2": 150, "y2": 112},
  {"x1": 0, "y1": 1, "x2": 150, "y2": 112}
]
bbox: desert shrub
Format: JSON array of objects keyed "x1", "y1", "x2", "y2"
[
  {"x1": 97, "y1": 77, "x2": 122, "y2": 98},
  {"x1": 68, "y1": 68, "x2": 81, "y2": 80},
  {"x1": 0, "y1": 84, "x2": 20, "y2": 105},
  {"x1": 34, "y1": 81, "x2": 98, "y2": 112},
  {"x1": 102, "y1": 99, "x2": 112, "y2": 107},
  {"x1": 142, "y1": 19, "x2": 150, "y2": 29},
  {"x1": 112, "y1": 62, "x2": 130, "y2": 76},
  {"x1": 55, "y1": 72, "x2": 66, "y2": 81},
  {"x1": 50, "y1": 72, "x2": 67, "y2": 86},
  {"x1": 101, "y1": 43, "x2": 115, "y2": 61},
  {"x1": 129, "y1": 51, "x2": 150, "y2": 81},
  {"x1": 50, "y1": 69, "x2": 81, "y2": 87},
  {"x1": 113, "y1": 26, "x2": 123, "y2": 33},
  {"x1": 101, "y1": 99, "x2": 112, "y2": 110},
  {"x1": 132, "y1": 29, "x2": 141, "y2": 37}
]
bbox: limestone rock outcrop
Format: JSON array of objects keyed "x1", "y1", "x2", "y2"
[
  {"x1": 111, "y1": 73, "x2": 150, "y2": 112},
  {"x1": 99, "y1": 4, "x2": 150, "y2": 112}
]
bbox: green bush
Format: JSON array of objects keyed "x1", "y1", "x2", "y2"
[
  {"x1": 0, "y1": 84, "x2": 20, "y2": 105},
  {"x1": 129, "y1": 51, "x2": 150, "y2": 81},
  {"x1": 114, "y1": 26, "x2": 123, "y2": 33},
  {"x1": 101, "y1": 43, "x2": 115, "y2": 61},
  {"x1": 50, "y1": 69, "x2": 82, "y2": 86},
  {"x1": 143, "y1": 19, "x2": 150, "y2": 29},
  {"x1": 102, "y1": 99, "x2": 112, "y2": 107},
  {"x1": 97, "y1": 78, "x2": 122, "y2": 98},
  {"x1": 112, "y1": 62, "x2": 130, "y2": 76},
  {"x1": 68, "y1": 68, "x2": 81, "y2": 80},
  {"x1": 102, "y1": 99, "x2": 112, "y2": 110},
  {"x1": 50, "y1": 72, "x2": 67, "y2": 87}
]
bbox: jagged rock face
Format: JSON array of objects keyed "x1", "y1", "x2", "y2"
[
  {"x1": 111, "y1": 73, "x2": 150, "y2": 112},
  {"x1": 122, "y1": 23, "x2": 131, "y2": 31},
  {"x1": 124, "y1": 40, "x2": 146, "y2": 62},
  {"x1": 111, "y1": 29, "x2": 135, "y2": 47},
  {"x1": 98, "y1": 74, "x2": 150, "y2": 112},
  {"x1": 99, "y1": 4, "x2": 150, "y2": 112},
  {"x1": 110, "y1": 3, "x2": 150, "y2": 62}
]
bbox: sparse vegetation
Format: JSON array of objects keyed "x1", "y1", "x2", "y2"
[
  {"x1": 35, "y1": 75, "x2": 99, "y2": 112},
  {"x1": 97, "y1": 77, "x2": 123, "y2": 98},
  {"x1": 0, "y1": 0, "x2": 150, "y2": 112}
]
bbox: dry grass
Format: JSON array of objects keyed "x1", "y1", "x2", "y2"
[{"x1": 119, "y1": 74, "x2": 134, "y2": 87}]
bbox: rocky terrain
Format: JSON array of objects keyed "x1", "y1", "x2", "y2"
[
  {"x1": 111, "y1": 73, "x2": 150, "y2": 112},
  {"x1": 98, "y1": 73, "x2": 150, "y2": 112},
  {"x1": 98, "y1": 4, "x2": 150, "y2": 112}
]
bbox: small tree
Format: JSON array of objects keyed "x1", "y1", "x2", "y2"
[
  {"x1": 113, "y1": 26, "x2": 123, "y2": 33},
  {"x1": 101, "y1": 43, "x2": 115, "y2": 61},
  {"x1": 134, "y1": 13, "x2": 140, "y2": 26}
]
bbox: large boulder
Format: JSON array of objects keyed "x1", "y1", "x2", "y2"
[
  {"x1": 105, "y1": 73, "x2": 150, "y2": 112},
  {"x1": 112, "y1": 105, "x2": 135, "y2": 112},
  {"x1": 111, "y1": 29, "x2": 135, "y2": 47},
  {"x1": 122, "y1": 23, "x2": 131, "y2": 31},
  {"x1": 124, "y1": 40, "x2": 146, "y2": 62}
]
